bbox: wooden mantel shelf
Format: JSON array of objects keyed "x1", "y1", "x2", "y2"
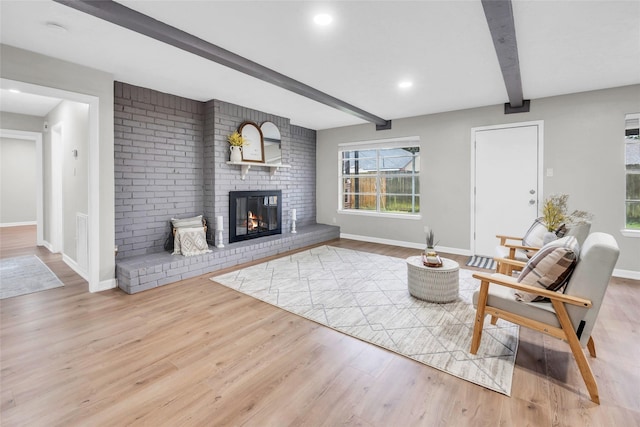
[{"x1": 226, "y1": 161, "x2": 291, "y2": 180}]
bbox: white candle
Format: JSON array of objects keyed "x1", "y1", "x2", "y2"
[
  {"x1": 217, "y1": 215, "x2": 224, "y2": 230},
  {"x1": 291, "y1": 209, "x2": 297, "y2": 221}
]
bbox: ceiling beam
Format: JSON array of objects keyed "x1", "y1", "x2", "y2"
[
  {"x1": 481, "y1": 0, "x2": 529, "y2": 113},
  {"x1": 54, "y1": 0, "x2": 391, "y2": 128}
]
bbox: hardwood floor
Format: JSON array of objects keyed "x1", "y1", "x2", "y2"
[{"x1": 1, "y1": 226, "x2": 639, "y2": 426}]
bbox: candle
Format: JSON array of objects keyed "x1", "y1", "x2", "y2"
[
  {"x1": 291, "y1": 209, "x2": 297, "y2": 221},
  {"x1": 217, "y1": 215, "x2": 224, "y2": 230}
]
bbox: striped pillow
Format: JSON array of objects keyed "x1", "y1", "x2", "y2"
[
  {"x1": 522, "y1": 217, "x2": 547, "y2": 249},
  {"x1": 514, "y1": 236, "x2": 580, "y2": 302}
]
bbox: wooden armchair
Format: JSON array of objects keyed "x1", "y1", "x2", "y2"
[{"x1": 471, "y1": 232, "x2": 619, "y2": 404}]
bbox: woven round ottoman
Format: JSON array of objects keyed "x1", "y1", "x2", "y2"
[{"x1": 406, "y1": 256, "x2": 460, "y2": 303}]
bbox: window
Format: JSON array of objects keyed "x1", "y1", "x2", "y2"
[
  {"x1": 626, "y1": 113, "x2": 640, "y2": 230},
  {"x1": 339, "y1": 139, "x2": 420, "y2": 215}
]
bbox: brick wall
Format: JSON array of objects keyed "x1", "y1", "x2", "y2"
[
  {"x1": 114, "y1": 82, "x2": 204, "y2": 257},
  {"x1": 114, "y1": 82, "x2": 317, "y2": 259}
]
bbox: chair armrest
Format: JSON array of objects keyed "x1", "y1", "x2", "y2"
[
  {"x1": 471, "y1": 271, "x2": 592, "y2": 308},
  {"x1": 496, "y1": 234, "x2": 524, "y2": 245},
  {"x1": 504, "y1": 243, "x2": 540, "y2": 252},
  {"x1": 494, "y1": 257, "x2": 526, "y2": 269}
]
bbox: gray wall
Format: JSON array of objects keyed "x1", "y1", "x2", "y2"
[
  {"x1": 317, "y1": 85, "x2": 640, "y2": 274},
  {"x1": 0, "y1": 111, "x2": 44, "y2": 132},
  {"x1": 45, "y1": 100, "x2": 89, "y2": 262},
  {"x1": 115, "y1": 83, "x2": 317, "y2": 258},
  {"x1": 0, "y1": 137, "x2": 36, "y2": 224}
]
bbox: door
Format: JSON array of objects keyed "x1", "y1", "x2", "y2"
[{"x1": 472, "y1": 123, "x2": 542, "y2": 256}]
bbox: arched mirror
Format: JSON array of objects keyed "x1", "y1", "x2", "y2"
[
  {"x1": 239, "y1": 121, "x2": 264, "y2": 163},
  {"x1": 260, "y1": 121, "x2": 282, "y2": 164}
]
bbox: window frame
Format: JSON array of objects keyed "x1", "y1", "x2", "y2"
[
  {"x1": 337, "y1": 137, "x2": 421, "y2": 218},
  {"x1": 622, "y1": 113, "x2": 640, "y2": 237}
]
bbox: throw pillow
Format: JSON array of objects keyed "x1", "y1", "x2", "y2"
[
  {"x1": 171, "y1": 215, "x2": 203, "y2": 229},
  {"x1": 173, "y1": 226, "x2": 211, "y2": 257},
  {"x1": 521, "y1": 217, "x2": 548, "y2": 249},
  {"x1": 514, "y1": 235, "x2": 580, "y2": 302}
]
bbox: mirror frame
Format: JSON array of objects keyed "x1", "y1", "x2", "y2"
[
  {"x1": 239, "y1": 121, "x2": 265, "y2": 163},
  {"x1": 260, "y1": 121, "x2": 282, "y2": 164}
]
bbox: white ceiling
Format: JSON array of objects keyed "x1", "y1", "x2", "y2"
[
  {"x1": 1, "y1": 1, "x2": 638, "y2": 130},
  {"x1": 0, "y1": 88, "x2": 62, "y2": 116}
]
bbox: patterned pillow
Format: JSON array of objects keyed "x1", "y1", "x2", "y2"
[
  {"x1": 173, "y1": 226, "x2": 211, "y2": 257},
  {"x1": 514, "y1": 236, "x2": 580, "y2": 302},
  {"x1": 171, "y1": 215, "x2": 203, "y2": 229},
  {"x1": 521, "y1": 217, "x2": 548, "y2": 249}
]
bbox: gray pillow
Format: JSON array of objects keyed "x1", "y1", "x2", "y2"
[
  {"x1": 514, "y1": 236, "x2": 580, "y2": 302},
  {"x1": 521, "y1": 217, "x2": 547, "y2": 249}
]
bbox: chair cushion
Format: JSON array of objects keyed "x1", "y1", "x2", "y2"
[
  {"x1": 521, "y1": 217, "x2": 547, "y2": 249},
  {"x1": 514, "y1": 236, "x2": 580, "y2": 302}
]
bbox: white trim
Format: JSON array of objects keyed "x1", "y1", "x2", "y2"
[
  {"x1": 339, "y1": 233, "x2": 472, "y2": 256},
  {"x1": 620, "y1": 229, "x2": 640, "y2": 238},
  {"x1": 42, "y1": 240, "x2": 53, "y2": 252},
  {"x1": 470, "y1": 120, "x2": 544, "y2": 255},
  {"x1": 95, "y1": 278, "x2": 118, "y2": 292},
  {"x1": 613, "y1": 268, "x2": 640, "y2": 280},
  {"x1": 1, "y1": 78, "x2": 102, "y2": 293},
  {"x1": 51, "y1": 122, "x2": 63, "y2": 254},
  {"x1": 0, "y1": 221, "x2": 37, "y2": 227},
  {"x1": 338, "y1": 135, "x2": 420, "y2": 149},
  {"x1": 337, "y1": 209, "x2": 422, "y2": 220},
  {"x1": 63, "y1": 253, "x2": 88, "y2": 281},
  {"x1": 0, "y1": 129, "x2": 43, "y2": 245}
]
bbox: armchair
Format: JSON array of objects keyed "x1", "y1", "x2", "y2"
[
  {"x1": 471, "y1": 232, "x2": 619, "y2": 404},
  {"x1": 495, "y1": 221, "x2": 591, "y2": 275}
]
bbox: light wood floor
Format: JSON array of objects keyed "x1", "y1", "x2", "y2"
[{"x1": 1, "y1": 225, "x2": 639, "y2": 426}]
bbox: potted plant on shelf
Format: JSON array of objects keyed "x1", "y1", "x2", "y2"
[{"x1": 227, "y1": 131, "x2": 245, "y2": 163}]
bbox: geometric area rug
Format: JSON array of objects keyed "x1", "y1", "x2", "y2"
[
  {"x1": 211, "y1": 245, "x2": 519, "y2": 395},
  {"x1": 0, "y1": 255, "x2": 64, "y2": 299}
]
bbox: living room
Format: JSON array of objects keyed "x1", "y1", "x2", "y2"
[{"x1": 1, "y1": 1, "x2": 639, "y2": 425}]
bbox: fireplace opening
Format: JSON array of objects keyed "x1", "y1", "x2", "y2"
[{"x1": 229, "y1": 190, "x2": 282, "y2": 243}]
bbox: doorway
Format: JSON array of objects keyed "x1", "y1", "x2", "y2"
[{"x1": 471, "y1": 121, "x2": 544, "y2": 256}]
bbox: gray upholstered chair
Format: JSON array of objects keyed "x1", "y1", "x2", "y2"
[
  {"x1": 471, "y1": 232, "x2": 619, "y2": 404},
  {"x1": 495, "y1": 221, "x2": 592, "y2": 275}
]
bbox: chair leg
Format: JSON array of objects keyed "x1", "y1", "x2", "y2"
[
  {"x1": 490, "y1": 316, "x2": 498, "y2": 325},
  {"x1": 587, "y1": 336, "x2": 596, "y2": 358},
  {"x1": 470, "y1": 280, "x2": 490, "y2": 354},
  {"x1": 551, "y1": 300, "x2": 600, "y2": 404}
]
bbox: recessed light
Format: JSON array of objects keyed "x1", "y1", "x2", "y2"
[
  {"x1": 313, "y1": 14, "x2": 333, "y2": 26},
  {"x1": 8, "y1": 89, "x2": 21, "y2": 94},
  {"x1": 45, "y1": 22, "x2": 68, "y2": 34},
  {"x1": 398, "y1": 81, "x2": 413, "y2": 89}
]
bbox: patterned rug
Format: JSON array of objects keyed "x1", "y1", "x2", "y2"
[
  {"x1": 211, "y1": 245, "x2": 518, "y2": 395},
  {"x1": 466, "y1": 255, "x2": 497, "y2": 270},
  {"x1": 0, "y1": 255, "x2": 64, "y2": 299}
]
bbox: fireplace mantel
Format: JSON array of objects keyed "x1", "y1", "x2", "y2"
[{"x1": 227, "y1": 161, "x2": 291, "y2": 180}]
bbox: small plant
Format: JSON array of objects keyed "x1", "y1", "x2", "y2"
[
  {"x1": 425, "y1": 227, "x2": 439, "y2": 250},
  {"x1": 542, "y1": 194, "x2": 593, "y2": 232},
  {"x1": 227, "y1": 131, "x2": 245, "y2": 147}
]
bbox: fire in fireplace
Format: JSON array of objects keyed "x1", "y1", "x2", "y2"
[{"x1": 229, "y1": 190, "x2": 282, "y2": 243}]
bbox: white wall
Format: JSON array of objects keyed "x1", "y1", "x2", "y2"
[
  {"x1": 44, "y1": 100, "x2": 89, "y2": 262},
  {"x1": 317, "y1": 85, "x2": 640, "y2": 276},
  {"x1": 0, "y1": 111, "x2": 44, "y2": 132},
  {"x1": 0, "y1": 137, "x2": 37, "y2": 224},
  {"x1": 1, "y1": 44, "x2": 115, "y2": 290}
]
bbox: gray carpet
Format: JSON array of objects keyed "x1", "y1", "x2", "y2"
[
  {"x1": 0, "y1": 255, "x2": 64, "y2": 299},
  {"x1": 211, "y1": 245, "x2": 518, "y2": 395}
]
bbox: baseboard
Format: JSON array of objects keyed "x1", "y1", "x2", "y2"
[
  {"x1": 42, "y1": 240, "x2": 53, "y2": 252},
  {"x1": 92, "y1": 278, "x2": 117, "y2": 293},
  {"x1": 62, "y1": 254, "x2": 88, "y2": 281},
  {"x1": 339, "y1": 233, "x2": 472, "y2": 256},
  {"x1": 0, "y1": 221, "x2": 36, "y2": 227},
  {"x1": 613, "y1": 268, "x2": 640, "y2": 281}
]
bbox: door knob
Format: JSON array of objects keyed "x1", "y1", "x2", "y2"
[
  {"x1": 529, "y1": 189, "x2": 536, "y2": 194},
  {"x1": 529, "y1": 199, "x2": 536, "y2": 205}
]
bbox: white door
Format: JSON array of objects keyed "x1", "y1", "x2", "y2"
[{"x1": 472, "y1": 123, "x2": 542, "y2": 256}]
